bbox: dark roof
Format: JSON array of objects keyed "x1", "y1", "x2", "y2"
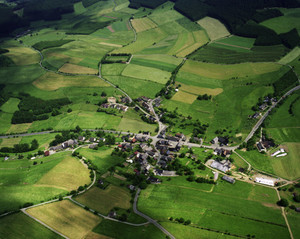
[{"x1": 222, "y1": 175, "x2": 235, "y2": 184}]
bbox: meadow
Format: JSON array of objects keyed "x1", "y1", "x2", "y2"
[
  {"x1": 197, "y1": 17, "x2": 230, "y2": 41},
  {"x1": 27, "y1": 200, "x2": 101, "y2": 239}
]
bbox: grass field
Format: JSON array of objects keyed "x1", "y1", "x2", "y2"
[
  {"x1": 122, "y1": 64, "x2": 171, "y2": 84},
  {"x1": 4, "y1": 47, "x2": 40, "y2": 66},
  {"x1": 180, "y1": 60, "x2": 281, "y2": 80},
  {"x1": 0, "y1": 212, "x2": 62, "y2": 239},
  {"x1": 0, "y1": 137, "x2": 22, "y2": 147},
  {"x1": 59, "y1": 63, "x2": 98, "y2": 75},
  {"x1": 197, "y1": 17, "x2": 230, "y2": 41},
  {"x1": 36, "y1": 155, "x2": 91, "y2": 191},
  {"x1": 6, "y1": 123, "x2": 32, "y2": 134},
  {"x1": 75, "y1": 185, "x2": 131, "y2": 214},
  {"x1": 279, "y1": 47, "x2": 300, "y2": 64},
  {"x1": 131, "y1": 17, "x2": 157, "y2": 33},
  {"x1": 139, "y1": 179, "x2": 288, "y2": 239},
  {"x1": 93, "y1": 219, "x2": 165, "y2": 239},
  {"x1": 0, "y1": 98, "x2": 20, "y2": 113},
  {"x1": 33, "y1": 72, "x2": 109, "y2": 91},
  {"x1": 27, "y1": 200, "x2": 101, "y2": 239},
  {"x1": 214, "y1": 35, "x2": 255, "y2": 52},
  {"x1": 172, "y1": 90, "x2": 198, "y2": 104},
  {"x1": 179, "y1": 83, "x2": 223, "y2": 96}
]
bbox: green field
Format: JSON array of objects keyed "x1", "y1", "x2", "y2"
[
  {"x1": 0, "y1": 212, "x2": 62, "y2": 239},
  {"x1": 0, "y1": 98, "x2": 20, "y2": 113},
  {"x1": 197, "y1": 17, "x2": 230, "y2": 41}
]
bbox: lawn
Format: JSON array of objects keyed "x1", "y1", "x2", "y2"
[
  {"x1": 93, "y1": 219, "x2": 166, "y2": 239},
  {"x1": 197, "y1": 17, "x2": 230, "y2": 41},
  {"x1": 27, "y1": 200, "x2": 101, "y2": 239},
  {"x1": 0, "y1": 212, "x2": 62, "y2": 239},
  {"x1": 0, "y1": 98, "x2": 20, "y2": 113},
  {"x1": 122, "y1": 64, "x2": 171, "y2": 84},
  {"x1": 75, "y1": 185, "x2": 131, "y2": 214},
  {"x1": 36, "y1": 155, "x2": 91, "y2": 191}
]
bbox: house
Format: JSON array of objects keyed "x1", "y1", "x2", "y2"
[
  {"x1": 107, "y1": 97, "x2": 116, "y2": 104},
  {"x1": 147, "y1": 176, "x2": 161, "y2": 184},
  {"x1": 252, "y1": 112, "x2": 260, "y2": 119},
  {"x1": 210, "y1": 160, "x2": 231, "y2": 173},
  {"x1": 167, "y1": 135, "x2": 179, "y2": 142},
  {"x1": 296, "y1": 208, "x2": 300, "y2": 213},
  {"x1": 276, "y1": 153, "x2": 287, "y2": 158},
  {"x1": 222, "y1": 175, "x2": 235, "y2": 184},
  {"x1": 261, "y1": 140, "x2": 275, "y2": 149},
  {"x1": 98, "y1": 179, "x2": 104, "y2": 185},
  {"x1": 78, "y1": 136, "x2": 86, "y2": 141},
  {"x1": 140, "y1": 143, "x2": 147, "y2": 150},
  {"x1": 89, "y1": 137, "x2": 97, "y2": 143},
  {"x1": 128, "y1": 185, "x2": 135, "y2": 191},
  {"x1": 259, "y1": 103, "x2": 268, "y2": 111},
  {"x1": 218, "y1": 137, "x2": 228, "y2": 146},
  {"x1": 213, "y1": 171, "x2": 219, "y2": 181},
  {"x1": 89, "y1": 143, "x2": 98, "y2": 149},
  {"x1": 108, "y1": 211, "x2": 117, "y2": 218},
  {"x1": 121, "y1": 96, "x2": 130, "y2": 104},
  {"x1": 255, "y1": 177, "x2": 274, "y2": 186},
  {"x1": 211, "y1": 137, "x2": 219, "y2": 144},
  {"x1": 44, "y1": 151, "x2": 50, "y2": 157},
  {"x1": 271, "y1": 148, "x2": 285, "y2": 157},
  {"x1": 256, "y1": 142, "x2": 265, "y2": 152},
  {"x1": 175, "y1": 133, "x2": 185, "y2": 141}
]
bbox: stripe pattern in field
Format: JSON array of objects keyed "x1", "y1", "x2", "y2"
[
  {"x1": 197, "y1": 17, "x2": 230, "y2": 41},
  {"x1": 131, "y1": 17, "x2": 157, "y2": 33},
  {"x1": 59, "y1": 63, "x2": 98, "y2": 75}
]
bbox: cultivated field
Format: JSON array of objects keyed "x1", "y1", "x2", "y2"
[
  {"x1": 59, "y1": 63, "x2": 98, "y2": 74},
  {"x1": 0, "y1": 98, "x2": 20, "y2": 113},
  {"x1": 6, "y1": 123, "x2": 32, "y2": 134},
  {"x1": 179, "y1": 83, "x2": 223, "y2": 96},
  {"x1": 172, "y1": 91, "x2": 198, "y2": 104},
  {"x1": 131, "y1": 17, "x2": 157, "y2": 33},
  {"x1": 75, "y1": 185, "x2": 131, "y2": 214},
  {"x1": 27, "y1": 200, "x2": 101, "y2": 239},
  {"x1": 5, "y1": 47, "x2": 40, "y2": 66},
  {"x1": 197, "y1": 17, "x2": 230, "y2": 41}
]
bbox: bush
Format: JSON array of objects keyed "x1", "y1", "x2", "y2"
[
  {"x1": 277, "y1": 198, "x2": 289, "y2": 207},
  {"x1": 294, "y1": 195, "x2": 300, "y2": 203}
]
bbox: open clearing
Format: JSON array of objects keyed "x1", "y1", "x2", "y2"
[
  {"x1": 27, "y1": 200, "x2": 101, "y2": 239},
  {"x1": 75, "y1": 185, "x2": 131, "y2": 214},
  {"x1": 36, "y1": 155, "x2": 91, "y2": 191},
  {"x1": 122, "y1": 64, "x2": 171, "y2": 84},
  {"x1": 197, "y1": 17, "x2": 230, "y2": 41},
  {"x1": 59, "y1": 63, "x2": 98, "y2": 75},
  {"x1": 33, "y1": 72, "x2": 109, "y2": 91},
  {"x1": 5, "y1": 47, "x2": 40, "y2": 66},
  {"x1": 180, "y1": 60, "x2": 281, "y2": 79},
  {"x1": 131, "y1": 18, "x2": 157, "y2": 32},
  {"x1": 172, "y1": 91, "x2": 198, "y2": 104},
  {"x1": 0, "y1": 212, "x2": 61, "y2": 239}
]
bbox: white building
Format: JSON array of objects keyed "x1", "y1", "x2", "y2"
[
  {"x1": 271, "y1": 148, "x2": 285, "y2": 157},
  {"x1": 255, "y1": 177, "x2": 274, "y2": 186},
  {"x1": 276, "y1": 153, "x2": 287, "y2": 158}
]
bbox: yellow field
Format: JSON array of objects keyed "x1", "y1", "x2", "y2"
[
  {"x1": 180, "y1": 84, "x2": 223, "y2": 96},
  {"x1": 33, "y1": 72, "x2": 109, "y2": 91},
  {"x1": 99, "y1": 42, "x2": 122, "y2": 48},
  {"x1": 181, "y1": 60, "x2": 281, "y2": 80},
  {"x1": 0, "y1": 137, "x2": 22, "y2": 147},
  {"x1": 197, "y1": 17, "x2": 230, "y2": 41},
  {"x1": 36, "y1": 155, "x2": 91, "y2": 191},
  {"x1": 27, "y1": 200, "x2": 101, "y2": 239},
  {"x1": 85, "y1": 232, "x2": 113, "y2": 239},
  {"x1": 75, "y1": 185, "x2": 131, "y2": 214},
  {"x1": 6, "y1": 123, "x2": 32, "y2": 134},
  {"x1": 5, "y1": 47, "x2": 40, "y2": 65},
  {"x1": 59, "y1": 63, "x2": 98, "y2": 75},
  {"x1": 172, "y1": 91, "x2": 198, "y2": 104},
  {"x1": 131, "y1": 17, "x2": 157, "y2": 32}
]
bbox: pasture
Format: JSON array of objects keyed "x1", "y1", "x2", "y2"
[
  {"x1": 279, "y1": 47, "x2": 300, "y2": 64},
  {"x1": 197, "y1": 17, "x2": 230, "y2": 41},
  {"x1": 27, "y1": 200, "x2": 101, "y2": 239},
  {"x1": 121, "y1": 64, "x2": 171, "y2": 84},
  {"x1": 36, "y1": 155, "x2": 91, "y2": 191},
  {"x1": 179, "y1": 83, "x2": 223, "y2": 96},
  {"x1": 138, "y1": 179, "x2": 288, "y2": 239},
  {"x1": 0, "y1": 137, "x2": 22, "y2": 147},
  {"x1": 0, "y1": 212, "x2": 61, "y2": 239},
  {"x1": 214, "y1": 35, "x2": 255, "y2": 52},
  {"x1": 4, "y1": 47, "x2": 40, "y2": 66},
  {"x1": 33, "y1": 72, "x2": 110, "y2": 91},
  {"x1": 0, "y1": 98, "x2": 20, "y2": 113},
  {"x1": 171, "y1": 91, "x2": 197, "y2": 104},
  {"x1": 59, "y1": 63, "x2": 98, "y2": 75},
  {"x1": 75, "y1": 185, "x2": 131, "y2": 214},
  {"x1": 180, "y1": 60, "x2": 281, "y2": 80},
  {"x1": 6, "y1": 123, "x2": 32, "y2": 134},
  {"x1": 131, "y1": 17, "x2": 157, "y2": 33}
]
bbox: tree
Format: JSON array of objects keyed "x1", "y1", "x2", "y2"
[
  {"x1": 277, "y1": 198, "x2": 289, "y2": 207},
  {"x1": 184, "y1": 219, "x2": 191, "y2": 225},
  {"x1": 101, "y1": 92, "x2": 107, "y2": 97},
  {"x1": 294, "y1": 195, "x2": 300, "y2": 203}
]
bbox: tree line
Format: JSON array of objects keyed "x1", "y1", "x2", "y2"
[{"x1": 0, "y1": 139, "x2": 39, "y2": 153}]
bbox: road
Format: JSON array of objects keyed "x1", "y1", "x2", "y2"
[{"x1": 133, "y1": 189, "x2": 175, "y2": 239}]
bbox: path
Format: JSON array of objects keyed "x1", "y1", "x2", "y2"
[
  {"x1": 133, "y1": 189, "x2": 175, "y2": 239},
  {"x1": 214, "y1": 41, "x2": 251, "y2": 50}
]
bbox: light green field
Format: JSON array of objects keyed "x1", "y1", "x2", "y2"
[
  {"x1": 6, "y1": 123, "x2": 32, "y2": 134},
  {"x1": 181, "y1": 60, "x2": 281, "y2": 80},
  {"x1": 75, "y1": 185, "x2": 131, "y2": 214},
  {"x1": 214, "y1": 35, "x2": 256, "y2": 52},
  {"x1": 0, "y1": 212, "x2": 62, "y2": 239},
  {"x1": 27, "y1": 200, "x2": 101, "y2": 239},
  {"x1": 134, "y1": 54, "x2": 182, "y2": 65},
  {"x1": 117, "y1": 117, "x2": 157, "y2": 133},
  {"x1": 0, "y1": 98, "x2": 20, "y2": 113},
  {"x1": 4, "y1": 47, "x2": 40, "y2": 66},
  {"x1": 0, "y1": 137, "x2": 22, "y2": 147},
  {"x1": 172, "y1": 90, "x2": 198, "y2": 104},
  {"x1": 279, "y1": 47, "x2": 300, "y2": 64},
  {"x1": 131, "y1": 17, "x2": 157, "y2": 33},
  {"x1": 197, "y1": 17, "x2": 230, "y2": 41},
  {"x1": 0, "y1": 112, "x2": 13, "y2": 133},
  {"x1": 148, "y1": 2, "x2": 183, "y2": 25},
  {"x1": 122, "y1": 64, "x2": 171, "y2": 84}
]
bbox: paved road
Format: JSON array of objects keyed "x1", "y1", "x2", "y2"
[{"x1": 133, "y1": 189, "x2": 175, "y2": 239}]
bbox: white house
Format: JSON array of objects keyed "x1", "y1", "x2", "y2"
[{"x1": 255, "y1": 177, "x2": 274, "y2": 186}]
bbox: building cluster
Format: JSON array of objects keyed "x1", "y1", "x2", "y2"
[
  {"x1": 250, "y1": 97, "x2": 277, "y2": 119},
  {"x1": 256, "y1": 136, "x2": 275, "y2": 152},
  {"x1": 271, "y1": 148, "x2": 287, "y2": 158},
  {"x1": 210, "y1": 160, "x2": 232, "y2": 173},
  {"x1": 101, "y1": 103, "x2": 128, "y2": 112},
  {"x1": 137, "y1": 96, "x2": 151, "y2": 112},
  {"x1": 211, "y1": 137, "x2": 229, "y2": 146}
]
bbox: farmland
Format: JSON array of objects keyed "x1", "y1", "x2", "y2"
[{"x1": 197, "y1": 17, "x2": 230, "y2": 41}]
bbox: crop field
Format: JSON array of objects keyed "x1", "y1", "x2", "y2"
[
  {"x1": 0, "y1": 97, "x2": 20, "y2": 113},
  {"x1": 33, "y1": 72, "x2": 109, "y2": 91},
  {"x1": 180, "y1": 60, "x2": 281, "y2": 80},
  {"x1": 36, "y1": 155, "x2": 91, "y2": 191},
  {"x1": 139, "y1": 179, "x2": 288, "y2": 239},
  {"x1": 214, "y1": 35, "x2": 255, "y2": 52},
  {"x1": 261, "y1": 8, "x2": 300, "y2": 34},
  {"x1": 75, "y1": 185, "x2": 131, "y2": 214},
  {"x1": 179, "y1": 83, "x2": 223, "y2": 96},
  {"x1": 121, "y1": 64, "x2": 171, "y2": 84},
  {"x1": 171, "y1": 91, "x2": 198, "y2": 104},
  {"x1": 131, "y1": 17, "x2": 157, "y2": 33},
  {"x1": 0, "y1": 152, "x2": 71, "y2": 212},
  {"x1": 4, "y1": 47, "x2": 40, "y2": 66},
  {"x1": 197, "y1": 17, "x2": 230, "y2": 41},
  {"x1": 93, "y1": 220, "x2": 165, "y2": 239},
  {"x1": 148, "y1": 2, "x2": 183, "y2": 25},
  {"x1": 78, "y1": 147, "x2": 124, "y2": 175},
  {"x1": 27, "y1": 200, "x2": 101, "y2": 239},
  {"x1": 59, "y1": 63, "x2": 98, "y2": 75},
  {"x1": 0, "y1": 212, "x2": 61, "y2": 239},
  {"x1": 0, "y1": 137, "x2": 22, "y2": 147},
  {"x1": 279, "y1": 47, "x2": 300, "y2": 64},
  {"x1": 130, "y1": 57, "x2": 178, "y2": 72}
]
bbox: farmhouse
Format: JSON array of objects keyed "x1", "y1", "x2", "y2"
[
  {"x1": 210, "y1": 160, "x2": 231, "y2": 173},
  {"x1": 78, "y1": 136, "x2": 86, "y2": 141},
  {"x1": 271, "y1": 148, "x2": 285, "y2": 157},
  {"x1": 255, "y1": 177, "x2": 274, "y2": 187},
  {"x1": 222, "y1": 175, "x2": 235, "y2": 184},
  {"x1": 107, "y1": 97, "x2": 116, "y2": 104}
]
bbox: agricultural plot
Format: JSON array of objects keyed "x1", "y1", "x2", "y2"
[
  {"x1": 148, "y1": 2, "x2": 183, "y2": 25},
  {"x1": 4, "y1": 47, "x2": 40, "y2": 66},
  {"x1": 36, "y1": 155, "x2": 91, "y2": 191},
  {"x1": 0, "y1": 98, "x2": 20, "y2": 113},
  {"x1": 197, "y1": 17, "x2": 230, "y2": 41},
  {"x1": 131, "y1": 17, "x2": 157, "y2": 33},
  {"x1": 180, "y1": 60, "x2": 281, "y2": 80},
  {"x1": 121, "y1": 64, "x2": 171, "y2": 84},
  {"x1": 279, "y1": 47, "x2": 300, "y2": 64},
  {"x1": 179, "y1": 83, "x2": 223, "y2": 96},
  {"x1": 0, "y1": 212, "x2": 61, "y2": 239},
  {"x1": 6, "y1": 123, "x2": 32, "y2": 134},
  {"x1": 27, "y1": 200, "x2": 101, "y2": 239},
  {"x1": 214, "y1": 35, "x2": 255, "y2": 52},
  {"x1": 33, "y1": 72, "x2": 109, "y2": 91},
  {"x1": 139, "y1": 180, "x2": 288, "y2": 239},
  {"x1": 75, "y1": 185, "x2": 131, "y2": 214},
  {"x1": 59, "y1": 63, "x2": 98, "y2": 75},
  {"x1": 0, "y1": 137, "x2": 22, "y2": 147},
  {"x1": 172, "y1": 91, "x2": 198, "y2": 104}
]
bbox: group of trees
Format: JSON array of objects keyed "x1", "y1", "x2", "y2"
[
  {"x1": 169, "y1": 217, "x2": 191, "y2": 225},
  {"x1": 197, "y1": 94, "x2": 212, "y2": 101},
  {"x1": 12, "y1": 94, "x2": 71, "y2": 124},
  {"x1": 101, "y1": 53, "x2": 132, "y2": 64},
  {"x1": 0, "y1": 139, "x2": 39, "y2": 153},
  {"x1": 129, "y1": 0, "x2": 168, "y2": 9}
]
